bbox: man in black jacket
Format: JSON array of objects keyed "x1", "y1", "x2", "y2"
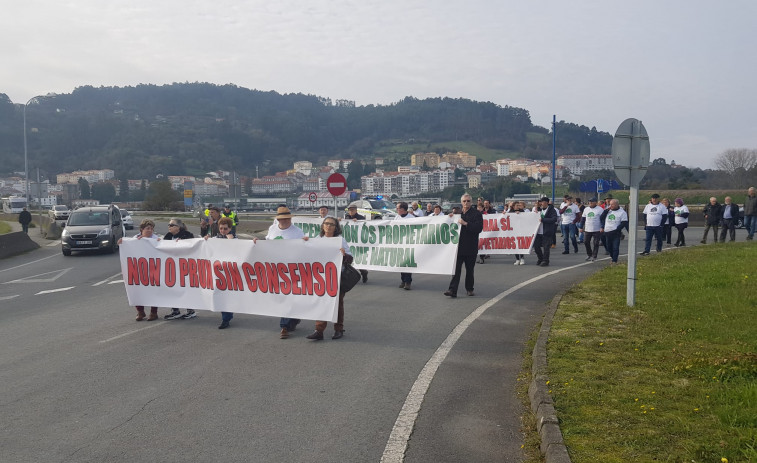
[
  {"x1": 18, "y1": 207, "x2": 32, "y2": 234},
  {"x1": 701, "y1": 197, "x2": 723, "y2": 244},
  {"x1": 444, "y1": 193, "x2": 484, "y2": 297},
  {"x1": 719, "y1": 196, "x2": 739, "y2": 242},
  {"x1": 534, "y1": 197, "x2": 558, "y2": 267}
]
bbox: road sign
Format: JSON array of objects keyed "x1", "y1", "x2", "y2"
[
  {"x1": 326, "y1": 173, "x2": 347, "y2": 196},
  {"x1": 308, "y1": 192, "x2": 318, "y2": 203},
  {"x1": 611, "y1": 118, "x2": 650, "y2": 186},
  {"x1": 611, "y1": 118, "x2": 650, "y2": 308}
]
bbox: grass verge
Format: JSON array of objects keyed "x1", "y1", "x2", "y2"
[
  {"x1": 0, "y1": 221, "x2": 11, "y2": 234},
  {"x1": 547, "y1": 243, "x2": 756, "y2": 462}
]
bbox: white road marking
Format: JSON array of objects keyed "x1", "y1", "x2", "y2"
[
  {"x1": 99, "y1": 321, "x2": 166, "y2": 343},
  {"x1": 0, "y1": 295, "x2": 20, "y2": 301},
  {"x1": 380, "y1": 260, "x2": 597, "y2": 463},
  {"x1": 0, "y1": 254, "x2": 58, "y2": 274},
  {"x1": 35, "y1": 286, "x2": 75, "y2": 295},
  {"x1": 92, "y1": 272, "x2": 123, "y2": 286},
  {"x1": 108, "y1": 280, "x2": 124, "y2": 285},
  {"x1": 4, "y1": 267, "x2": 73, "y2": 284}
]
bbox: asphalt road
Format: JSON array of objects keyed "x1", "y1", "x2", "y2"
[{"x1": 0, "y1": 222, "x2": 734, "y2": 462}]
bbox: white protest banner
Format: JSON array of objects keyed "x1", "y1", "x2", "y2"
[
  {"x1": 119, "y1": 237, "x2": 343, "y2": 322},
  {"x1": 293, "y1": 216, "x2": 459, "y2": 274},
  {"x1": 478, "y1": 212, "x2": 540, "y2": 254}
]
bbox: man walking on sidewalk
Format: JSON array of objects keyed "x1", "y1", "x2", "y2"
[{"x1": 18, "y1": 207, "x2": 32, "y2": 234}]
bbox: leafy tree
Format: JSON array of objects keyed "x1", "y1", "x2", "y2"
[
  {"x1": 78, "y1": 178, "x2": 90, "y2": 199},
  {"x1": 91, "y1": 182, "x2": 116, "y2": 203},
  {"x1": 143, "y1": 180, "x2": 183, "y2": 211},
  {"x1": 346, "y1": 160, "x2": 364, "y2": 189},
  {"x1": 652, "y1": 157, "x2": 667, "y2": 166},
  {"x1": 119, "y1": 177, "x2": 130, "y2": 201}
]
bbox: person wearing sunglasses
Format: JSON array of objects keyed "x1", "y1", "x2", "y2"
[{"x1": 163, "y1": 219, "x2": 198, "y2": 320}]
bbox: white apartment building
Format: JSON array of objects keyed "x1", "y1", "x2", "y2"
[
  {"x1": 557, "y1": 154, "x2": 612, "y2": 175},
  {"x1": 495, "y1": 160, "x2": 511, "y2": 176},
  {"x1": 293, "y1": 161, "x2": 314, "y2": 176},
  {"x1": 361, "y1": 169, "x2": 454, "y2": 196}
]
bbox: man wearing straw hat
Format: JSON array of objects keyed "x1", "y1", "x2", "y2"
[{"x1": 265, "y1": 206, "x2": 306, "y2": 339}]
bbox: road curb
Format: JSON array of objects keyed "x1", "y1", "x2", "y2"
[{"x1": 529, "y1": 293, "x2": 571, "y2": 463}]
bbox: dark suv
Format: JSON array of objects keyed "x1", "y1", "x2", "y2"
[{"x1": 61, "y1": 205, "x2": 124, "y2": 256}]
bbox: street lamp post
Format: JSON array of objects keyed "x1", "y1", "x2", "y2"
[{"x1": 23, "y1": 97, "x2": 33, "y2": 207}]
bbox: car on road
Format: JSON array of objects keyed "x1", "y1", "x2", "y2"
[
  {"x1": 345, "y1": 197, "x2": 397, "y2": 220},
  {"x1": 49, "y1": 205, "x2": 71, "y2": 223},
  {"x1": 61, "y1": 205, "x2": 124, "y2": 256},
  {"x1": 120, "y1": 209, "x2": 134, "y2": 230}
]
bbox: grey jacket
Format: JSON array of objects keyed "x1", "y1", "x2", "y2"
[{"x1": 745, "y1": 194, "x2": 757, "y2": 216}]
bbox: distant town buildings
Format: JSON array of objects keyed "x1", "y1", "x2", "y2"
[
  {"x1": 56, "y1": 169, "x2": 114, "y2": 184},
  {"x1": 411, "y1": 152, "x2": 441, "y2": 169},
  {"x1": 361, "y1": 169, "x2": 454, "y2": 196},
  {"x1": 557, "y1": 154, "x2": 612, "y2": 175},
  {"x1": 441, "y1": 151, "x2": 477, "y2": 168}
]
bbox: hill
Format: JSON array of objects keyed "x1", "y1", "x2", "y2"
[{"x1": 0, "y1": 84, "x2": 612, "y2": 179}]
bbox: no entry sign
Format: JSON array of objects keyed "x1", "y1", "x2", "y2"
[{"x1": 326, "y1": 173, "x2": 347, "y2": 196}]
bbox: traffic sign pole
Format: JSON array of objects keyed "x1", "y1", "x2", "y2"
[{"x1": 611, "y1": 118, "x2": 650, "y2": 307}]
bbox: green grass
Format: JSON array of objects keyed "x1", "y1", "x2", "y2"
[
  {"x1": 547, "y1": 243, "x2": 757, "y2": 462},
  {"x1": 0, "y1": 221, "x2": 11, "y2": 234}
]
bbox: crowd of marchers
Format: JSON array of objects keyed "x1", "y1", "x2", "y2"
[{"x1": 117, "y1": 186, "x2": 757, "y2": 340}]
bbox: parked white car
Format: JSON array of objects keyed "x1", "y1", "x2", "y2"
[
  {"x1": 49, "y1": 205, "x2": 71, "y2": 222},
  {"x1": 120, "y1": 209, "x2": 134, "y2": 230}
]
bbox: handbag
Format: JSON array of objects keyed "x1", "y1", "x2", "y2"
[{"x1": 340, "y1": 263, "x2": 362, "y2": 293}]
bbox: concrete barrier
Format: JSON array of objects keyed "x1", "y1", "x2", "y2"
[{"x1": 0, "y1": 231, "x2": 41, "y2": 259}]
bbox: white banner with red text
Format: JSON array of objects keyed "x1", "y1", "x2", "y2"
[
  {"x1": 477, "y1": 212, "x2": 540, "y2": 254},
  {"x1": 119, "y1": 236, "x2": 343, "y2": 321}
]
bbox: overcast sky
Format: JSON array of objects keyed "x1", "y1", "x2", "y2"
[{"x1": 3, "y1": 0, "x2": 755, "y2": 169}]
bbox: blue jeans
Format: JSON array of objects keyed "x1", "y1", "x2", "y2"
[
  {"x1": 606, "y1": 230, "x2": 622, "y2": 262},
  {"x1": 280, "y1": 318, "x2": 300, "y2": 329},
  {"x1": 561, "y1": 224, "x2": 577, "y2": 252},
  {"x1": 644, "y1": 226, "x2": 663, "y2": 253},
  {"x1": 746, "y1": 215, "x2": 756, "y2": 238},
  {"x1": 400, "y1": 273, "x2": 412, "y2": 284},
  {"x1": 221, "y1": 312, "x2": 234, "y2": 322}
]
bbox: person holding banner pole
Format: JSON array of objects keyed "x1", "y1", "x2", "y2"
[
  {"x1": 444, "y1": 194, "x2": 483, "y2": 298},
  {"x1": 395, "y1": 202, "x2": 415, "y2": 290},
  {"x1": 305, "y1": 217, "x2": 352, "y2": 340},
  {"x1": 263, "y1": 206, "x2": 306, "y2": 338},
  {"x1": 511, "y1": 201, "x2": 529, "y2": 265},
  {"x1": 204, "y1": 217, "x2": 237, "y2": 329},
  {"x1": 118, "y1": 219, "x2": 161, "y2": 321},
  {"x1": 345, "y1": 205, "x2": 369, "y2": 283},
  {"x1": 164, "y1": 219, "x2": 198, "y2": 320}
]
